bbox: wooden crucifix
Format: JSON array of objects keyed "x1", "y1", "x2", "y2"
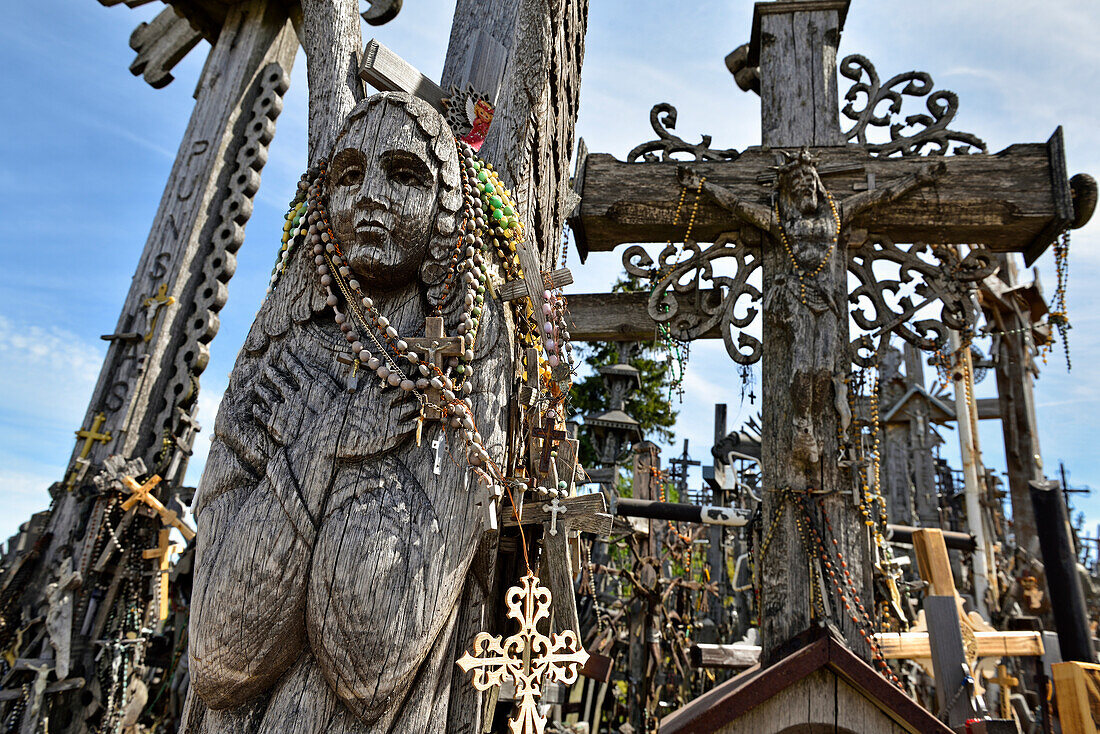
[
  {"x1": 504, "y1": 494, "x2": 613, "y2": 637},
  {"x1": 121, "y1": 474, "x2": 196, "y2": 542},
  {"x1": 567, "y1": 0, "x2": 1092, "y2": 665},
  {"x1": 405, "y1": 316, "x2": 464, "y2": 420},
  {"x1": 64, "y1": 412, "x2": 113, "y2": 490},
  {"x1": 532, "y1": 415, "x2": 568, "y2": 475},
  {"x1": 142, "y1": 529, "x2": 183, "y2": 621}
]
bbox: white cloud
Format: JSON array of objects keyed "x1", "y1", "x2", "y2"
[{"x1": 0, "y1": 315, "x2": 104, "y2": 431}]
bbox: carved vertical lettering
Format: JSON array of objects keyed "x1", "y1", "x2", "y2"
[
  {"x1": 150, "y1": 252, "x2": 173, "y2": 280},
  {"x1": 177, "y1": 139, "x2": 211, "y2": 202}
]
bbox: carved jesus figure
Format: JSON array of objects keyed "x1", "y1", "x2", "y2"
[
  {"x1": 182, "y1": 92, "x2": 507, "y2": 733},
  {"x1": 679, "y1": 150, "x2": 940, "y2": 471}
]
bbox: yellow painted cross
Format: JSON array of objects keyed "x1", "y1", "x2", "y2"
[
  {"x1": 142, "y1": 283, "x2": 176, "y2": 342},
  {"x1": 142, "y1": 529, "x2": 183, "y2": 620},
  {"x1": 65, "y1": 412, "x2": 112, "y2": 490},
  {"x1": 121, "y1": 474, "x2": 196, "y2": 541},
  {"x1": 986, "y1": 663, "x2": 1019, "y2": 719}
]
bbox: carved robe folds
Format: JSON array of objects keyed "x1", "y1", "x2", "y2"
[{"x1": 183, "y1": 94, "x2": 509, "y2": 733}]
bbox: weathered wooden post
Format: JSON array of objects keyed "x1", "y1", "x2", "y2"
[
  {"x1": 982, "y1": 256, "x2": 1048, "y2": 556},
  {"x1": 180, "y1": 0, "x2": 589, "y2": 730},
  {"x1": 1030, "y1": 480, "x2": 1098, "y2": 664},
  {"x1": 949, "y1": 328, "x2": 995, "y2": 615}
]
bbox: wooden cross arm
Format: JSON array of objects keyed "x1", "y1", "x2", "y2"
[
  {"x1": 142, "y1": 545, "x2": 183, "y2": 561},
  {"x1": 874, "y1": 630, "x2": 1044, "y2": 660},
  {"x1": 121, "y1": 476, "x2": 197, "y2": 541},
  {"x1": 571, "y1": 138, "x2": 1075, "y2": 264},
  {"x1": 503, "y1": 494, "x2": 612, "y2": 536}
]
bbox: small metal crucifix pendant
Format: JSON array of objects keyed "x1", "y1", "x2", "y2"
[{"x1": 432, "y1": 435, "x2": 445, "y2": 476}]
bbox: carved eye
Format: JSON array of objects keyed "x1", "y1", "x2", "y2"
[
  {"x1": 381, "y1": 150, "x2": 430, "y2": 189},
  {"x1": 331, "y1": 148, "x2": 366, "y2": 188},
  {"x1": 334, "y1": 166, "x2": 364, "y2": 188}
]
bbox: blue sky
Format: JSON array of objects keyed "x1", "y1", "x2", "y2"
[{"x1": 1, "y1": 1, "x2": 1098, "y2": 542}]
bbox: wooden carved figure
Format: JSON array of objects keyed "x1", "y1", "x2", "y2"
[
  {"x1": 680, "y1": 150, "x2": 941, "y2": 475},
  {"x1": 183, "y1": 92, "x2": 508, "y2": 733}
]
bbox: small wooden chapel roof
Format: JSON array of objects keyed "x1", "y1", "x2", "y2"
[{"x1": 660, "y1": 630, "x2": 953, "y2": 734}]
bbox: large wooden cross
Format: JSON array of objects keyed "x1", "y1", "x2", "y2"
[{"x1": 565, "y1": 0, "x2": 1091, "y2": 664}]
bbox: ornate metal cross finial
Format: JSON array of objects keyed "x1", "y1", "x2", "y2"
[
  {"x1": 457, "y1": 573, "x2": 589, "y2": 734},
  {"x1": 542, "y1": 498, "x2": 567, "y2": 536},
  {"x1": 142, "y1": 528, "x2": 183, "y2": 620},
  {"x1": 121, "y1": 474, "x2": 196, "y2": 541}
]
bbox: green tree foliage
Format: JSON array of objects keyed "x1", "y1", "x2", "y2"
[{"x1": 568, "y1": 275, "x2": 679, "y2": 468}]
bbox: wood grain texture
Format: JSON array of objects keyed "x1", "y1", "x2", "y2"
[
  {"x1": 758, "y1": 8, "x2": 845, "y2": 147},
  {"x1": 128, "y1": 5, "x2": 204, "y2": 88},
  {"x1": 985, "y1": 257, "x2": 1043, "y2": 555},
  {"x1": 70, "y1": 0, "x2": 296, "y2": 482},
  {"x1": 183, "y1": 95, "x2": 509, "y2": 733},
  {"x1": 569, "y1": 145, "x2": 1069, "y2": 257},
  {"x1": 1052, "y1": 661, "x2": 1100, "y2": 734},
  {"x1": 299, "y1": 0, "x2": 365, "y2": 164},
  {"x1": 8, "y1": 6, "x2": 296, "y2": 730},
  {"x1": 183, "y1": 0, "x2": 589, "y2": 728}
]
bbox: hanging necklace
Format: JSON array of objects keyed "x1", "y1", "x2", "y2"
[
  {"x1": 773, "y1": 191, "x2": 841, "y2": 305},
  {"x1": 267, "y1": 138, "x2": 567, "y2": 492}
]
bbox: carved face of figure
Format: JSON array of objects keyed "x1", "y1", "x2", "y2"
[
  {"x1": 327, "y1": 105, "x2": 441, "y2": 289},
  {"x1": 782, "y1": 163, "x2": 820, "y2": 216}
]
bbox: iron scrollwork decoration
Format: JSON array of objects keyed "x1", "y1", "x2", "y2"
[
  {"x1": 848, "y1": 237, "x2": 996, "y2": 366},
  {"x1": 627, "y1": 104, "x2": 740, "y2": 163},
  {"x1": 624, "y1": 231, "x2": 993, "y2": 368},
  {"x1": 840, "y1": 54, "x2": 987, "y2": 157},
  {"x1": 622, "y1": 231, "x2": 763, "y2": 365}
]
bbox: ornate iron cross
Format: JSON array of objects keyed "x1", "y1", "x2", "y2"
[{"x1": 457, "y1": 572, "x2": 589, "y2": 734}]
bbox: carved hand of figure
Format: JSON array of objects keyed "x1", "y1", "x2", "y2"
[
  {"x1": 677, "y1": 165, "x2": 704, "y2": 191},
  {"x1": 336, "y1": 379, "x2": 422, "y2": 459},
  {"x1": 917, "y1": 160, "x2": 947, "y2": 185},
  {"x1": 252, "y1": 350, "x2": 343, "y2": 448}
]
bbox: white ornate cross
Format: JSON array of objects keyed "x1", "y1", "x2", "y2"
[
  {"x1": 541, "y1": 498, "x2": 567, "y2": 536},
  {"x1": 457, "y1": 572, "x2": 589, "y2": 734}
]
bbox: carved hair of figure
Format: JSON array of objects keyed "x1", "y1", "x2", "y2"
[{"x1": 183, "y1": 92, "x2": 507, "y2": 733}]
